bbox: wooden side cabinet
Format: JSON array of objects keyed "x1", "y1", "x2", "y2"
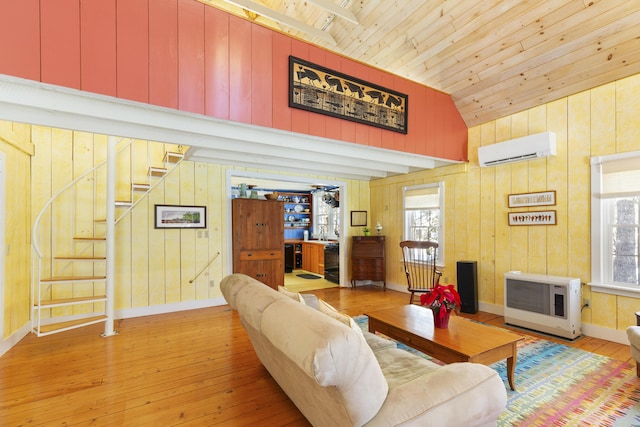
[
  {"x1": 232, "y1": 198, "x2": 284, "y2": 289},
  {"x1": 351, "y1": 236, "x2": 385, "y2": 290}
]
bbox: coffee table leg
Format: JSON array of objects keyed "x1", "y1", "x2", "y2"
[{"x1": 506, "y1": 343, "x2": 517, "y2": 390}]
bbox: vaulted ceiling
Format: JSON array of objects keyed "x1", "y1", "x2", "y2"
[{"x1": 200, "y1": 0, "x2": 640, "y2": 128}]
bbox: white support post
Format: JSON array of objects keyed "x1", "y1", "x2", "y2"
[{"x1": 103, "y1": 136, "x2": 117, "y2": 337}]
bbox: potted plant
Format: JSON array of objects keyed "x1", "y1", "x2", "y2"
[
  {"x1": 420, "y1": 284, "x2": 461, "y2": 328},
  {"x1": 363, "y1": 227, "x2": 371, "y2": 236}
]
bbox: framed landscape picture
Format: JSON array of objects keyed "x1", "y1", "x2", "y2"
[
  {"x1": 154, "y1": 205, "x2": 206, "y2": 229},
  {"x1": 508, "y1": 190, "x2": 556, "y2": 208}
]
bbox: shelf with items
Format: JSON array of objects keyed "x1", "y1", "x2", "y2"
[{"x1": 280, "y1": 192, "x2": 312, "y2": 231}]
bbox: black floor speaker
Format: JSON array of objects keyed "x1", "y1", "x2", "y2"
[{"x1": 457, "y1": 261, "x2": 478, "y2": 314}]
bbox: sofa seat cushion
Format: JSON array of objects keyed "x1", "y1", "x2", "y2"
[
  {"x1": 363, "y1": 331, "x2": 397, "y2": 353},
  {"x1": 373, "y1": 347, "x2": 440, "y2": 388},
  {"x1": 366, "y1": 360, "x2": 507, "y2": 427}
]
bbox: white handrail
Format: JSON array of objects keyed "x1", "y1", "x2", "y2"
[
  {"x1": 103, "y1": 136, "x2": 117, "y2": 337},
  {"x1": 31, "y1": 138, "x2": 132, "y2": 258},
  {"x1": 115, "y1": 152, "x2": 184, "y2": 224}
]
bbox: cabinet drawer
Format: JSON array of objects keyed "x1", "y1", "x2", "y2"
[{"x1": 240, "y1": 250, "x2": 282, "y2": 261}]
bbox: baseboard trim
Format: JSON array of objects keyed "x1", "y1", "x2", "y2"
[
  {"x1": 0, "y1": 298, "x2": 229, "y2": 357},
  {"x1": 0, "y1": 322, "x2": 31, "y2": 357},
  {"x1": 115, "y1": 297, "x2": 228, "y2": 320},
  {"x1": 478, "y1": 301, "x2": 629, "y2": 345}
]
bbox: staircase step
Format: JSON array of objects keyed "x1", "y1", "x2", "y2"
[
  {"x1": 54, "y1": 256, "x2": 106, "y2": 262},
  {"x1": 115, "y1": 200, "x2": 132, "y2": 207},
  {"x1": 74, "y1": 237, "x2": 106, "y2": 242},
  {"x1": 40, "y1": 275, "x2": 107, "y2": 284},
  {"x1": 35, "y1": 315, "x2": 108, "y2": 335},
  {"x1": 132, "y1": 183, "x2": 151, "y2": 191},
  {"x1": 37, "y1": 295, "x2": 107, "y2": 307},
  {"x1": 163, "y1": 151, "x2": 184, "y2": 164},
  {"x1": 148, "y1": 167, "x2": 167, "y2": 178}
]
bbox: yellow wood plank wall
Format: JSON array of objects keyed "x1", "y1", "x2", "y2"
[
  {"x1": 0, "y1": 122, "x2": 33, "y2": 339},
  {"x1": 1, "y1": 120, "x2": 371, "y2": 342},
  {"x1": 370, "y1": 73, "x2": 640, "y2": 333}
]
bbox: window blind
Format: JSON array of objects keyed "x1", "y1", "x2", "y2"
[
  {"x1": 601, "y1": 156, "x2": 640, "y2": 198},
  {"x1": 404, "y1": 186, "x2": 439, "y2": 209}
]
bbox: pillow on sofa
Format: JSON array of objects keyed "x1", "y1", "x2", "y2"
[
  {"x1": 278, "y1": 286, "x2": 306, "y2": 305},
  {"x1": 318, "y1": 299, "x2": 365, "y2": 339}
]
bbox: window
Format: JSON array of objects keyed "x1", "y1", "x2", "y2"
[
  {"x1": 403, "y1": 182, "x2": 444, "y2": 265},
  {"x1": 591, "y1": 152, "x2": 640, "y2": 296},
  {"x1": 313, "y1": 190, "x2": 340, "y2": 240}
]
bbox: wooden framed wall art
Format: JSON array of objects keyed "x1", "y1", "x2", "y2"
[
  {"x1": 289, "y1": 56, "x2": 408, "y2": 134},
  {"x1": 351, "y1": 210, "x2": 367, "y2": 227},
  {"x1": 508, "y1": 190, "x2": 556, "y2": 208},
  {"x1": 508, "y1": 210, "x2": 556, "y2": 226},
  {"x1": 154, "y1": 205, "x2": 207, "y2": 229}
]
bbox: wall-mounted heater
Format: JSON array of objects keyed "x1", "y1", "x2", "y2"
[
  {"x1": 478, "y1": 131, "x2": 556, "y2": 167},
  {"x1": 504, "y1": 272, "x2": 581, "y2": 340}
]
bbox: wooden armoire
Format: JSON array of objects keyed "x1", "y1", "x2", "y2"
[{"x1": 232, "y1": 198, "x2": 284, "y2": 289}]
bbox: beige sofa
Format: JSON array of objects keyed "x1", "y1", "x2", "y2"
[
  {"x1": 221, "y1": 274, "x2": 507, "y2": 427},
  {"x1": 626, "y1": 326, "x2": 640, "y2": 376}
]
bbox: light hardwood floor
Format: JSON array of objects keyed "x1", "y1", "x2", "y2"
[{"x1": 0, "y1": 286, "x2": 632, "y2": 426}]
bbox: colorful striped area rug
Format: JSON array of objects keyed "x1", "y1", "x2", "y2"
[{"x1": 353, "y1": 315, "x2": 640, "y2": 426}]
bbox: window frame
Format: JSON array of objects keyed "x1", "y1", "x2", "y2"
[
  {"x1": 402, "y1": 181, "x2": 445, "y2": 266},
  {"x1": 590, "y1": 151, "x2": 640, "y2": 297},
  {"x1": 312, "y1": 191, "x2": 340, "y2": 240}
]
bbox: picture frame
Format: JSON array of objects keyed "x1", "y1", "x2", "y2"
[
  {"x1": 289, "y1": 56, "x2": 408, "y2": 134},
  {"x1": 350, "y1": 210, "x2": 367, "y2": 227},
  {"x1": 508, "y1": 210, "x2": 556, "y2": 226},
  {"x1": 154, "y1": 205, "x2": 207, "y2": 229},
  {"x1": 508, "y1": 190, "x2": 556, "y2": 208}
]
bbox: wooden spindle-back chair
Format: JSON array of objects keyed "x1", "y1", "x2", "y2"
[{"x1": 400, "y1": 240, "x2": 442, "y2": 304}]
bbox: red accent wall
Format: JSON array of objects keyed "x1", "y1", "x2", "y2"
[{"x1": 0, "y1": 0, "x2": 468, "y2": 161}]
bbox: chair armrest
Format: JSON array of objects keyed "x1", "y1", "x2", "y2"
[
  {"x1": 627, "y1": 326, "x2": 640, "y2": 345},
  {"x1": 627, "y1": 326, "x2": 640, "y2": 363}
]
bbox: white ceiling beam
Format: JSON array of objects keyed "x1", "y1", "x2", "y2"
[
  {"x1": 187, "y1": 147, "x2": 392, "y2": 177},
  {"x1": 185, "y1": 135, "x2": 411, "y2": 175},
  {"x1": 307, "y1": 0, "x2": 358, "y2": 25},
  {"x1": 221, "y1": 0, "x2": 336, "y2": 45},
  {"x1": 188, "y1": 149, "x2": 388, "y2": 180},
  {"x1": 0, "y1": 74, "x2": 457, "y2": 181}
]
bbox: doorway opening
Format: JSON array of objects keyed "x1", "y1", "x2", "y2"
[{"x1": 226, "y1": 170, "x2": 347, "y2": 286}]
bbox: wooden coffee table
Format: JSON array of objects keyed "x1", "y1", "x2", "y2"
[{"x1": 366, "y1": 304, "x2": 524, "y2": 390}]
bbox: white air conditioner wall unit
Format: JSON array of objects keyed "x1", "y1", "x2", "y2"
[
  {"x1": 504, "y1": 272, "x2": 581, "y2": 340},
  {"x1": 478, "y1": 131, "x2": 556, "y2": 167}
]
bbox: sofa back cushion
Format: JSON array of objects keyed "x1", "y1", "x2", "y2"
[{"x1": 221, "y1": 274, "x2": 389, "y2": 426}]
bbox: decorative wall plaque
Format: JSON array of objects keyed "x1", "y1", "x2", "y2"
[
  {"x1": 508, "y1": 210, "x2": 557, "y2": 226},
  {"x1": 289, "y1": 56, "x2": 408, "y2": 134}
]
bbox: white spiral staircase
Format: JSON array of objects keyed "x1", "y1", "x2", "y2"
[{"x1": 31, "y1": 137, "x2": 183, "y2": 337}]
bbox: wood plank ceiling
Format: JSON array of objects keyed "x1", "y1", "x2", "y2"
[{"x1": 200, "y1": 0, "x2": 640, "y2": 128}]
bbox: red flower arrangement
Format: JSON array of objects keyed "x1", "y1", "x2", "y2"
[{"x1": 420, "y1": 284, "x2": 462, "y2": 328}]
